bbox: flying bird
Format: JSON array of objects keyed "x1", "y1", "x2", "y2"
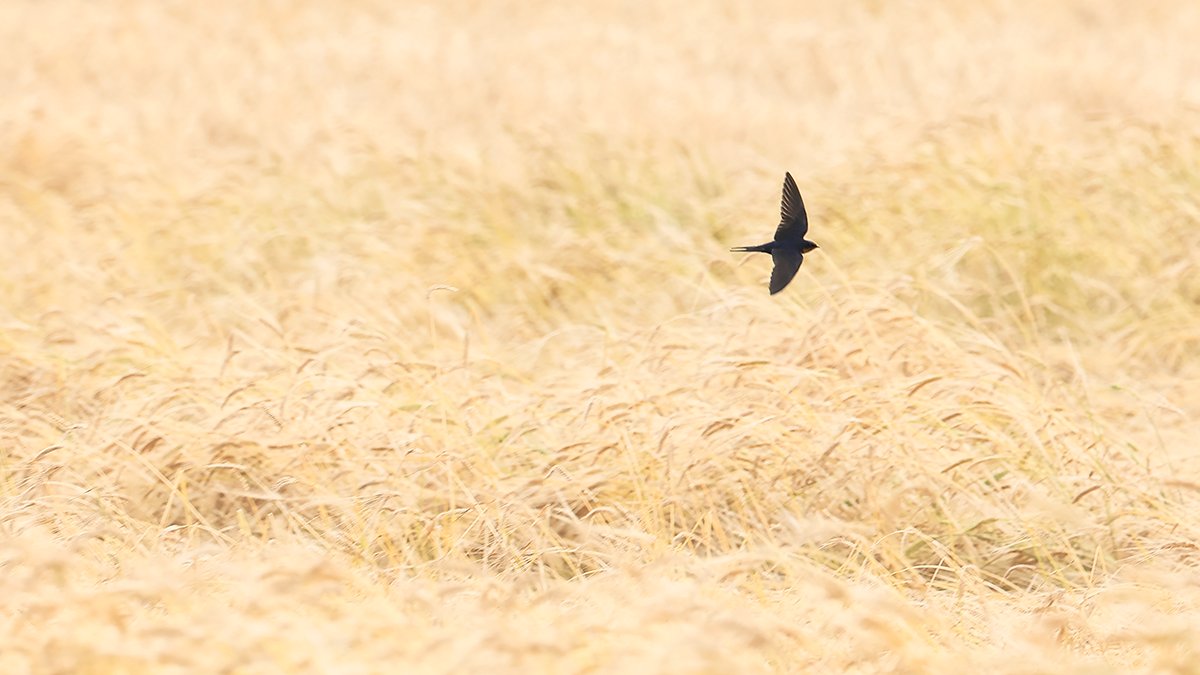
[{"x1": 730, "y1": 172, "x2": 818, "y2": 294}]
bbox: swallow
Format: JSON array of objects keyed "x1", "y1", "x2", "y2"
[{"x1": 730, "y1": 172, "x2": 818, "y2": 294}]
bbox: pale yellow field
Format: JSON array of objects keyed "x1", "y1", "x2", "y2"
[{"x1": 2, "y1": 1, "x2": 1200, "y2": 672}]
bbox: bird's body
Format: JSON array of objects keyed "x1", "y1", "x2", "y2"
[{"x1": 730, "y1": 172, "x2": 818, "y2": 294}]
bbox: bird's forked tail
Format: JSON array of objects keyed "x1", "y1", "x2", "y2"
[{"x1": 730, "y1": 243, "x2": 771, "y2": 253}]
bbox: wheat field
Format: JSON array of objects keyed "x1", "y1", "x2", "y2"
[{"x1": 2, "y1": 1, "x2": 1199, "y2": 672}]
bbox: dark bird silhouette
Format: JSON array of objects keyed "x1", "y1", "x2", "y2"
[{"x1": 730, "y1": 172, "x2": 818, "y2": 294}]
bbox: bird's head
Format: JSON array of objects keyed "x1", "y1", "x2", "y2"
[{"x1": 802, "y1": 241, "x2": 819, "y2": 253}]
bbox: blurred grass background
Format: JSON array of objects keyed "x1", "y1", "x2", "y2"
[{"x1": 1, "y1": 0, "x2": 1199, "y2": 672}]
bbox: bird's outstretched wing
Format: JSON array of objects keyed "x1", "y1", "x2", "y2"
[
  {"x1": 775, "y1": 172, "x2": 809, "y2": 241},
  {"x1": 769, "y1": 248, "x2": 803, "y2": 295}
]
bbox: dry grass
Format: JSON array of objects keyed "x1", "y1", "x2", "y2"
[{"x1": 2, "y1": 0, "x2": 1200, "y2": 672}]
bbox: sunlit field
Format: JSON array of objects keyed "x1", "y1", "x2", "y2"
[{"x1": 2, "y1": 1, "x2": 1200, "y2": 672}]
